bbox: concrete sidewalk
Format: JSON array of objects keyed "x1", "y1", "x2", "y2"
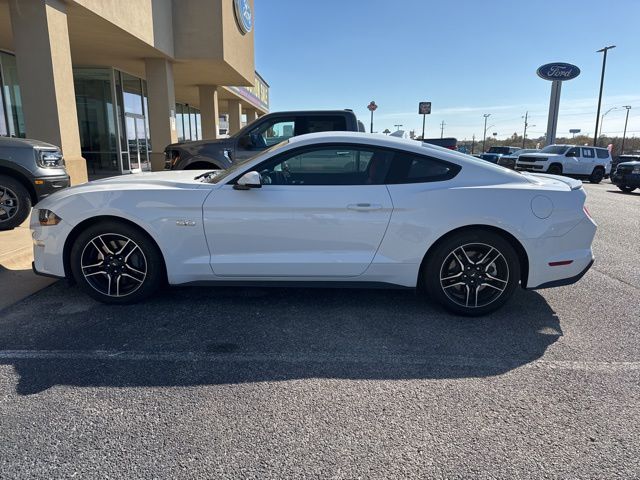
[{"x1": 0, "y1": 218, "x2": 55, "y2": 311}]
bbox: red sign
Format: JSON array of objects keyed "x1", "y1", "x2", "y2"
[{"x1": 367, "y1": 101, "x2": 378, "y2": 112}]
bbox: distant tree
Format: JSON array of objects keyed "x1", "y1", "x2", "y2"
[{"x1": 383, "y1": 128, "x2": 391, "y2": 135}]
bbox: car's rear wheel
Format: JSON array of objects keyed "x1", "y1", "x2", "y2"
[
  {"x1": 70, "y1": 221, "x2": 165, "y2": 304},
  {"x1": 424, "y1": 229, "x2": 520, "y2": 316},
  {"x1": 589, "y1": 167, "x2": 604, "y2": 184},
  {"x1": 618, "y1": 186, "x2": 636, "y2": 193},
  {"x1": 0, "y1": 175, "x2": 32, "y2": 231}
]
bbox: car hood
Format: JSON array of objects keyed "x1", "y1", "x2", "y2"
[
  {"x1": 617, "y1": 161, "x2": 640, "y2": 167},
  {"x1": 0, "y1": 137, "x2": 60, "y2": 150},
  {"x1": 165, "y1": 138, "x2": 234, "y2": 152},
  {"x1": 35, "y1": 170, "x2": 213, "y2": 209}
]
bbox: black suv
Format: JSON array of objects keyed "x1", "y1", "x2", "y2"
[
  {"x1": 0, "y1": 137, "x2": 70, "y2": 230},
  {"x1": 611, "y1": 157, "x2": 640, "y2": 193}
]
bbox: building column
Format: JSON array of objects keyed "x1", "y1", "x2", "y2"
[
  {"x1": 228, "y1": 100, "x2": 243, "y2": 135},
  {"x1": 246, "y1": 108, "x2": 258, "y2": 125},
  {"x1": 198, "y1": 85, "x2": 220, "y2": 140},
  {"x1": 9, "y1": 0, "x2": 87, "y2": 184},
  {"x1": 145, "y1": 58, "x2": 177, "y2": 171}
]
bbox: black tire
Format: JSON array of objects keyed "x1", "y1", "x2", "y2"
[
  {"x1": 423, "y1": 229, "x2": 521, "y2": 316},
  {"x1": 547, "y1": 164, "x2": 562, "y2": 175},
  {"x1": 70, "y1": 220, "x2": 165, "y2": 304},
  {"x1": 589, "y1": 167, "x2": 604, "y2": 184},
  {"x1": 0, "y1": 175, "x2": 32, "y2": 231},
  {"x1": 618, "y1": 186, "x2": 636, "y2": 193}
]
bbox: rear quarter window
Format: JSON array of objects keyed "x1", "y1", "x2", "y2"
[
  {"x1": 303, "y1": 116, "x2": 348, "y2": 134},
  {"x1": 386, "y1": 152, "x2": 461, "y2": 184},
  {"x1": 596, "y1": 149, "x2": 610, "y2": 159}
]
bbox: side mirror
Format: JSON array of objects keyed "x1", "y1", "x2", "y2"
[{"x1": 234, "y1": 171, "x2": 262, "y2": 190}]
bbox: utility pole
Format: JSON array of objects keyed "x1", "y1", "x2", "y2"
[
  {"x1": 471, "y1": 134, "x2": 476, "y2": 155},
  {"x1": 621, "y1": 105, "x2": 632, "y2": 154},
  {"x1": 594, "y1": 45, "x2": 616, "y2": 146},
  {"x1": 482, "y1": 114, "x2": 491, "y2": 152},
  {"x1": 522, "y1": 111, "x2": 528, "y2": 148},
  {"x1": 394, "y1": 124, "x2": 403, "y2": 131},
  {"x1": 440, "y1": 121, "x2": 446, "y2": 139}
]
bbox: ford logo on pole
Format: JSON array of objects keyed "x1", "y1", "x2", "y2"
[{"x1": 537, "y1": 63, "x2": 581, "y2": 81}]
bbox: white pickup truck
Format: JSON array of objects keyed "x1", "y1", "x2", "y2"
[{"x1": 515, "y1": 144, "x2": 612, "y2": 183}]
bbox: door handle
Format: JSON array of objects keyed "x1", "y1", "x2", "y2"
[{"x1": 347, "y1": 203, "x2": 383, "y2": 211}]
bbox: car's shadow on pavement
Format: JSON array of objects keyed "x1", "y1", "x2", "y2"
[
  {"x1": 0, "y1": 283, "x2": 562, "y2": 395},
  {"x1": 607, "y1": 189, "x2": 640, "y2": 196}
]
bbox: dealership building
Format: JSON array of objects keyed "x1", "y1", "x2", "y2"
[{"x1": 0, "y1": 0, "x2": 268, "y2": 183}]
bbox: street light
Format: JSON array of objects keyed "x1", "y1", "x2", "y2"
[
  {"x1": 593, "y1": 45, "x2": 616, "y2": 146},
  {"x1": 482, "y1": 114, "x2": 491, "y2": 152},
  {"x1": 600, "y1": 106, "x2": 617, "y2": 138},
  {"x1": 621, "y1": 106, "x2": 632, "y2": 154}
]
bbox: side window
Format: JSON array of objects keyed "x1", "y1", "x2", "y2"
[
  {"x1": 253, "y1": 119, "x2": 296, "y2": 147},
  {"x1": 256, "y1": 146, "x2": 391, "y2": 186},
  {"x1": 386, "y1": 152, "x2": 461, "y2": 184},
  {"x1": 567, "y1": 147, "x2": 580, "y2": 157},
  {"x1": 596, "y1": 148, "x2": 610, "y2": 159},
  {"x1": 581, "y1": 148, "x2": 595, "y2": 158},
  {"x1": 303, "y1": 116, "x2": 348, "y2": 134}
]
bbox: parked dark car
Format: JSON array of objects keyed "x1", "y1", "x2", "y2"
[
  {"x1": 612, "y1": 154, "x2": 640, "y2": 174},
  {"x1": 611, "y1": 159, "x2": 640, "y2": 193},
  {"x1": 497, "y1": 148, "x2": 539, "y2": 169},
  {"x1": 480, "y1": 146, "x2": 521, "y2": 163},
  {"x1": 0, "y1": 137, "x2": 69, "y2": 230},
  {"x1": 165, "y1": 110, "x2": 365, "y2": 170}
]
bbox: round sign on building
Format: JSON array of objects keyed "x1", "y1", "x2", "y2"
[{"x1": 234, "y1": 0, "x2": 253, "y2": 34}]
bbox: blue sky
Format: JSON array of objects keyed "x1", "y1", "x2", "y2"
[{"x1": 254, "y1": 0, "x2": 640, "y2": 141}]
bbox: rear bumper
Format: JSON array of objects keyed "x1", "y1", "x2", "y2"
[
  {"x1": 528, "y1": 259, "x2": 593, "y2": 290},
  {"x1": 525, "y1": 217, "x2": 597, "y2": 289},
  {"x1": 33, "y1": 174, "x2": 70, "y2": 200}
]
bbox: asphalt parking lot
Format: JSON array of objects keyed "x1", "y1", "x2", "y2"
[{"x1": 0, "y1": 182, "x2": 638, "y2": 479}]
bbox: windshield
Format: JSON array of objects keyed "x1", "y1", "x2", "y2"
[
  {"x1": 540, "y1": 145, "x2": 569, "y2": 154},
  {"x1": 201, "y1": 140, "x2": 290, "y2": 183}
]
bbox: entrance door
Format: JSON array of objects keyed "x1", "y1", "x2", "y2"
[{"x1": 125, "y1": 114, "x2": 149, "y2": 173}]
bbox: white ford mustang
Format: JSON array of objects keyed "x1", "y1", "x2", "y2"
[{"x1": 31, "y1": 132, "x2": 596, "y2": 315}]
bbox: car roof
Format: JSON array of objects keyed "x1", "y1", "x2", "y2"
[{"x1": 286, "y1": 132, "x2": 525, "y2": 180}]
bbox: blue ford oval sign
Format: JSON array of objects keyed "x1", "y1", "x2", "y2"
[
  {"x1": 234, "y1": 0, "x2": 253, "y2": 34},
  {"x1": 537, "y1": 63, "x2": 580, "y2": 81}
]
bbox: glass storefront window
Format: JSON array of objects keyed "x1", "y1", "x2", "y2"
[
  {"x1": 122, "y1": 72, "x2": 144, "y2": 115},
  {"x1": 74, "y1": 68, "x2": 119, "y2": 177},
  {"x1": 0, "y1": 79, "x2": 7, "y2": 136},
  {"x1": 0, "y1": 51, "x2": 26, "y2": 138},
  {"x1": 176, "y1": 103, "x2": 185, "y2": 142},
  {"x1": 174, "y1": 102, "x2": 202, "y2": 142}
]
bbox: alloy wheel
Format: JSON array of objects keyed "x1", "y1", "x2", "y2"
[
  {"x1": 80, "y1": 233, "x2": 147, "y2": 297},
  {"x1": 0, "y1": 186, "x2": 19, "y2": 222},
  {"x1": 439, "y1": 243, "x2": 509, "y2": 309}
]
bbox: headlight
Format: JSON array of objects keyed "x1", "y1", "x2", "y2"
[
  {"x1": 38, "y1": 209, "x2": 63, "y2": 226},
  {"x1": 35, "y1": 149, "x2": 65, "y2": 168}
]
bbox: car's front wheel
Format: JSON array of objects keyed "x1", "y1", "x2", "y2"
[
  {"x1": 618, "y1": 186, "x2": 636, "y2": 193},
  {"x1": 70, "y1": 221, "x2": 165, "y2": 304},
  {"x1": 0, "y1": 175, "x2": 32, "y2": 230},
  {"x1": 424, "y1": 229, "x2": 520, "y2": 316}
]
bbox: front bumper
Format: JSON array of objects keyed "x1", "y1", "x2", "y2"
[
  {"x1": 611, "y1": 172, "x2": 640, "y2": 188},
  {"x1": 516, "y1": 163, "x2": 545, "y2": 172},
  {"x1": 33, "y1": 174, "x2": 70, "y2": 201}
]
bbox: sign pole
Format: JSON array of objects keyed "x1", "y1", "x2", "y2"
[
  {"x1": 545, "y1": 80, "x2": 562, "y2": 146},
  {"x1": 422, "y1": 114, "x2": 426, "y2": 139},
  {"x1": 370, "y1": 110, "x2": 374, "y2": 133}
]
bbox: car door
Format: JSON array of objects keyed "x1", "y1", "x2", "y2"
[
  {"x1": 202, "y1": 144, "x2": 394, "y2": 277},
  {"x1": 234, "y1": 117, "x2": 298, "y2": 162},
  {"x1": 563, "y1": 147, "x2": 581, "y2": 174},
  {"x1": 579, "y1": 147, "x2": 596, "y2": 174}
]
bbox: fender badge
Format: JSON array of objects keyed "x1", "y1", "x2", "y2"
[{"x1": 176, "y1": 219, "x2": 197, "y2": 227}]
